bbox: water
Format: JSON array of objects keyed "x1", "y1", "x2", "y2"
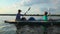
[
  {"x1": 0, "y1": 16, "x2": 60, "y2": 34},
  {"x1": 0, "y1": 16, "x2": 16, "y2": 34}
]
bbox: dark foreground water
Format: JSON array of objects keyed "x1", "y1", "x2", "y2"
[{"x1": 0, "y1": 16, "x2": 60, "y2": 34}]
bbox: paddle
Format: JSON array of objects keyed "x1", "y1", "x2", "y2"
[
  {"x1": 24, "y1": 7, "x2": 31, "y2": 14},
  {"x1": 21, "y1": 7, "x2": 31, "y2": 21}
]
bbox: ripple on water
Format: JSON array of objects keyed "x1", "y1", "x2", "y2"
[{"x1": 0, "y1": 23, "x2": 17, "y2": 34}]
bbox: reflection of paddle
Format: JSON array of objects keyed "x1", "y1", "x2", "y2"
[{"x1": 24, "y1": 7, "x2": 31, "y2": 14}]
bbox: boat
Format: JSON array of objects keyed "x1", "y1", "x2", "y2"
[{"x1": 4, "y1": 19, "x2": 60, "y2": 26}]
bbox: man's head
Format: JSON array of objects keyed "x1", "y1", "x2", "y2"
[{"x1": 18, "y1": 9, "x2": 21, "y2": 13}]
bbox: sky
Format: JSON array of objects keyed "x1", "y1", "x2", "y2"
[{"x1": 0, "y1": 0, "x2": 60, "y2": 14}]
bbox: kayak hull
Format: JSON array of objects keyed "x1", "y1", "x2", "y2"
[{"x1": 4, "y1": 20, "x2": 60, "y2": 26}]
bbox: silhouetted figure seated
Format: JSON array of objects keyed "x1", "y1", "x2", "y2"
[
  {"x1": 28, "y1": 17, "x2": 36, "y2": 21},
  {"x1": 20, "y1": 17, "x2": 26, "y2": 21},
  {"x1": 15, "y1": 9, "x2": 23, "y2": 21}
]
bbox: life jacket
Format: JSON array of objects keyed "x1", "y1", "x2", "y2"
[{"x1": 43, "y1": 15, "x2": 48, "y2": 21}]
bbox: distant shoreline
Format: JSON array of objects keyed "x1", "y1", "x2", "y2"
[{"x1": 0, "y1": 14, "x2": 60, "y2": 16}]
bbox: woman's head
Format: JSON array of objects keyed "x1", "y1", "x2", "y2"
[{"x1": 44, "y1": 11, "x2": 48, "y2": 15}]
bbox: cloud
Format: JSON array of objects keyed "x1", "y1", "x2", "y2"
[
  {"x1": 49, "y1": 0, "x2": 60, "y2": 8},
  {"x1": 20, "y1": 0, "x2": 49, "y2": 6},
  {"x1": 20, "y1": 0, "x2": 60, "y2": 9},
  {"x1": 19, "y1": 0, "x2": 60, "y2": 14}
]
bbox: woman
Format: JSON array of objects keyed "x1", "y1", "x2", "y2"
[{"x1": 43, "y1": 11, "x2": 48, "y2": 21}]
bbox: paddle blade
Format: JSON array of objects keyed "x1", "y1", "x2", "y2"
[
  {"x1": 28, "y1": 7, "x2": 31, "y2": 11},
  {"x1": 24, "y1": 7, "x2": 31, "y2": 14}
]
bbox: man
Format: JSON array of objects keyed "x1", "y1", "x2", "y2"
[{"x1": 15, "y1": 9, "x2": 23, "y2": 21}]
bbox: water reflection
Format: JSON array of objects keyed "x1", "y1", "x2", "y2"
[
  {"x1": 16, "y1": 25, "x2": 60, "y2": 34},
  {"x1": 17, "y1": 25, "x2": 45, "y2": 34}
]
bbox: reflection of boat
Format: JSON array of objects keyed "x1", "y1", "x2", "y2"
[{"x1": 4, "y1": 19, "x2": 60, "y2": 26}]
